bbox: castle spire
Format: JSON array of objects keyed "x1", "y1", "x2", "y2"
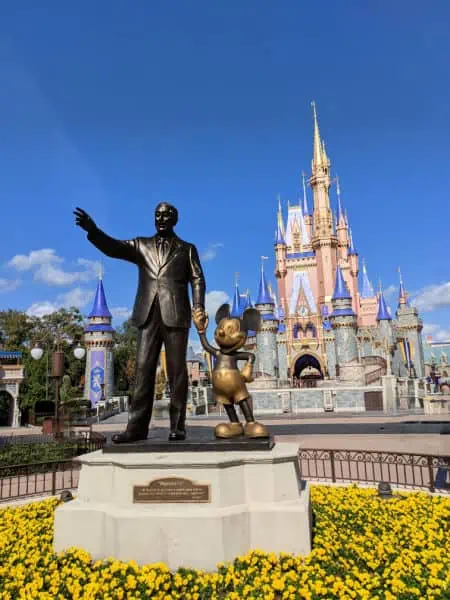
[
  {"x1": 348, "y1": 227, "x2": 357, "y2": 255},
  {"x1": 231, "y1": 273, "x2": 242, "y2": 317},
  {"x1": 361, "y1": 259, "x2": 375, "y2": 298},
  {"x1": 332, "y1": 266, "x2": 352, "y2": 300},
  {"x1": 336, "y1": 176, "x2": 344, "y2": 224},
  {"x1": 376, "y1": 287, "x2": 392, "y2": 321},
  {"x1": 311, "y1": 101, "x2": 324, "y2": 168},
  {"x1": 397, "y1": 267, "x2": 409, "y2": 306},
  {"x1": 88, "y1": 276, "x2": 112, "y2": 319},
  {"x1": 256, "y1": 256, "x2": 273, "y2": 305},
  {"x1": 275, "y1": 195, "x2": 286, "y2": 245},
  {"x1": 301, "y1": 172, "x2": 310, "y2": 215}
]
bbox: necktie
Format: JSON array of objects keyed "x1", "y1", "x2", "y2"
[{"x1": 157, "y1": 237, "x2": 169, "y2": 262}]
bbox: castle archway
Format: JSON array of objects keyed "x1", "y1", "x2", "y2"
[{"x1": 291, "y1": 352, "x2": 325, "y2": 380}]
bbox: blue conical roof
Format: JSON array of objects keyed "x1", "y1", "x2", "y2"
[
  {"x1": 360, "y1": 260, "x2": 375, "y2": 298},
  {"x1": 88, "y1": 279, "x2": 112, "y2": 318},
  {"x1": 256, "y1": 266, "x2": 274, "y2": 305},
  {"x1": 376, "y1": 292, "x2": 392, "y2": 321},
  {"x1": 332, "y1": 267, "x2": 351, "y2": 300},
  {"x1": 275, "y1": 221, "x2": 286, "y2": 245},
  {"x1": 230, "y1": 283, "x2": 242, "y2": 317}
]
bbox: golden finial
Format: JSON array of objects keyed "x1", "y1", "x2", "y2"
[
  {"x1": 277, "y1": 193, "x2": 281, "y2": 213},
  {"x1": 99, "y1": 260, "x2": 104, "y2": 281},
  {"x1": 397, "y1": 266, "x2": 403, "y2": 285}
]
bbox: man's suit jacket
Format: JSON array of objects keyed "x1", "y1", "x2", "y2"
[{"x1": 87, "y1": 228, "x2": 205, "y2": 329}]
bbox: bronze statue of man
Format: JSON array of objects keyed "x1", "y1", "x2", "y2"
[{"x1": 74, "y1": 203, "x2": 206, "y2": 443}]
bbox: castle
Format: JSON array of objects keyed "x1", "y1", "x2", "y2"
[
  {"x1": 83, "y1": 273, "x2": 115, "y2": 406},
  {"x1": 232, "y1": 104, "x2": 425, "y2": 389}
]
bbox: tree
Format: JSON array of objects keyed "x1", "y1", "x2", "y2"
[
  {"x1": 0, "y1": 310, "x2": 34, "y2": 350},
  {"x1": 113, "y1": 317, "x2": 137, "y2": 392},
  {"x1": 17, "y1": 308, "x2": 86, "y2": 409},
  {"x1": 20, "y1": 349, "x2": 49, "y2": 409}
]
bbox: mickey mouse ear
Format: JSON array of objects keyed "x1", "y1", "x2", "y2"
[
  {"x1": 241, "y1": 308, "x2": 261, "y2": 332},
  {"x1": 215, "y1": 303, "x2": 231, "y2": 324}
]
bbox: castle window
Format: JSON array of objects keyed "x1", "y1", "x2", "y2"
[
  {"x1": 293, "y1": 323, "x2": 302, "y2": 339},
  {"x1": 306, "y1": 323, "x2": 316, "y2": 338}
]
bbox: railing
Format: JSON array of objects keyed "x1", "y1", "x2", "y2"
[
  {"x1": 361, "y1": 355, "x2": 387, "y2": 369},
  {"x1": 0, "y1": 434, "x2": 106, "y2": 501},
  {"x1": 0, "y1": 459, "x2": 81, "y2": 502},
  {"x1": 298, "y1": 448, "x2": 450, "y2": 494},
  {"x1": 365, "y1": 367, "x2": 384, "y2": 385}
]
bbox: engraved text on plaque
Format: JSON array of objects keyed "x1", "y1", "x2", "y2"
[{"x1": 133, "y1": 477, "x2": 211, "y2": 504}]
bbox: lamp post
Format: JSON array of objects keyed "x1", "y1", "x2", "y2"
[{"x1": 31, "y1": 342, "x2": 86, "y2": 437}]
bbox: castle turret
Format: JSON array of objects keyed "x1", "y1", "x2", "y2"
[
  {"x1": 255, "y1": 257, "x2": 279, "y2": 378},
  {"x1": 275, "y1": 197, "x2": 287, "y2": 309},
  {"x1": 84, "y1": 272, "x2": 115, "y2": 406},
  {"x1": 310, "y1": 102, "x2": 338, "y2": 304},
  {"x1": 397, "y1": 267, "x2": 409, "y2": 307},
  {"x1": 336, "y1": 177, "x2": 349, "y2": 260},
  {"x1": 347, "y1": 225, "x2": 359, "y2": 313},
  {"x1": 359, "y1": 259, "x2": 378, "y2": 327},
  {"x1": 301, "y1": 172, "x2": 313, "y2": 248},
  {"x1": 322, "y1": 305, "x2": 336, "y2": 378},
  {"x1": 395, "y1": 271, "x2": 424, "y2": 377},
  {"x1": 230, "y1": 274, "x2": 242, "y2": 317},
  {"x1": 329, "y1": 266, "x2": 358, "y2": 373}
]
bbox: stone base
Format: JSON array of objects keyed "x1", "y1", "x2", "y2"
[{"x1": 54, "y1": 443, "x2": 311, "y2": 571}]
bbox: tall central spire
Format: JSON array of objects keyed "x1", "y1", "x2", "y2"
[{"x1": 312, "y1": 101, "x2": 323, "y2": 168}]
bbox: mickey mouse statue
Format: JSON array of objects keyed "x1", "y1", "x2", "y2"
[{"x1": 193, "y1": 304, "x2": 269, "y2": 439}]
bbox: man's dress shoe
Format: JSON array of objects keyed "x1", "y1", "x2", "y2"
[
  {"x1": 111, "y1": 430, "x2": 147, "y2": 444},
  {"x1": 168, "y1": 430, "x2": 186, "y2": 441}
]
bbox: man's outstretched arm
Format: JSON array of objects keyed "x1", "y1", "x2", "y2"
[{"x1": 74, "y1": 207, "x2": 139, "y2": 264}]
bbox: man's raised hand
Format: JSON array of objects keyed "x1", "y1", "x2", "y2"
[{"x1": 73, "y1": 207, "x2": 96, "y2": 234}]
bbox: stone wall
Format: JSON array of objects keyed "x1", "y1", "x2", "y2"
[{"x1": 250, "y1": 386, "x2": 371, "y2": 415}]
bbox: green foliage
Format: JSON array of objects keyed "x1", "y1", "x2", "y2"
[
  {"x1": 20, "y1": 348, "x2": 50, "y2": 409},
  {"x1": 113, "y1": 317, "x2": 137, "y2": 393},
  {"x1": 0, "y1": 308, "x2": 87, "y2": 410},
  {"x1": 0, "y1": 441, "x2": 83, "y2": 468},
  {"x1": 0, "y1": 310, "x2": 34, "y2": 350}
]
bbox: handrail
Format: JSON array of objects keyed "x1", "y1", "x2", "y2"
[{"x1": 298, "y1": 447, "x2": 450, "y2": 494}]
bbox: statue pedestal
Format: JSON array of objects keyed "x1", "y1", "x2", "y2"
[{"x1": 54, "y1": 443, "x2": 311, "y2": 571}]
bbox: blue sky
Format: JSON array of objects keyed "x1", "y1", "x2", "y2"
[{"x1": 1, "y1": 1, "x2": 450, "y2": 346}]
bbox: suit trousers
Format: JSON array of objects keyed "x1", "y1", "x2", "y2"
[{"x1": 127, "y1": 296, "x2": 189, "y2": 434}]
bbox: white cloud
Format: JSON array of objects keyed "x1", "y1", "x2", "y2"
[
  {"x1": 25, "y1": 286, "x2": 94, "y2": 317},
  {"x1": 59, "y1": 287, "x2": 94, "y2": 309},
  {"x1": 110, "y1": 306, "x2": 132, "y2": 322},
  {"x1": 0, "y1": 278, "x2": 21, "y2": 293},
  {"x1": 205, "y1": 290, "x2": 230, "y2": 318},
  {"x1": 411, "y1": 281, "x2": 450, "y2": 312},
  {"x1": 26, "y1": 301, "x2": 59, "y2": 318},
  {"x1": 383, "y1": 284, "x2": 397, "y2": 300},
  {"x1": 8, "y1": 249, "x2": 101, "y2": 287},
  {"x1": 201, "y1": 243, "x2": 224, "y2": 262},
  {"x1": 8, "y1": 249, "x2": 61, "y2": 271},
  {"x1": 422, "y1": 322, "x2": 450, "y2": 342}
]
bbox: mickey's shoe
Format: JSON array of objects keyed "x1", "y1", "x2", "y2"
[
  {"x1": 244, "y1": 421, "x2": 269, "y2": 439},
  {"x1": 214, "y1": 422, "x2": 244, "y2": 439}
]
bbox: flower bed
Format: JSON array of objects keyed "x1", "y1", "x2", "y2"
[{"x1": 0, "y1": 486, "x2": 449, "y2": 599}]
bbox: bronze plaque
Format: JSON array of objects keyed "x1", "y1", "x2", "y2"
[{"x1": 133, "y1": 477, "x2": 211, "y2": 504}]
